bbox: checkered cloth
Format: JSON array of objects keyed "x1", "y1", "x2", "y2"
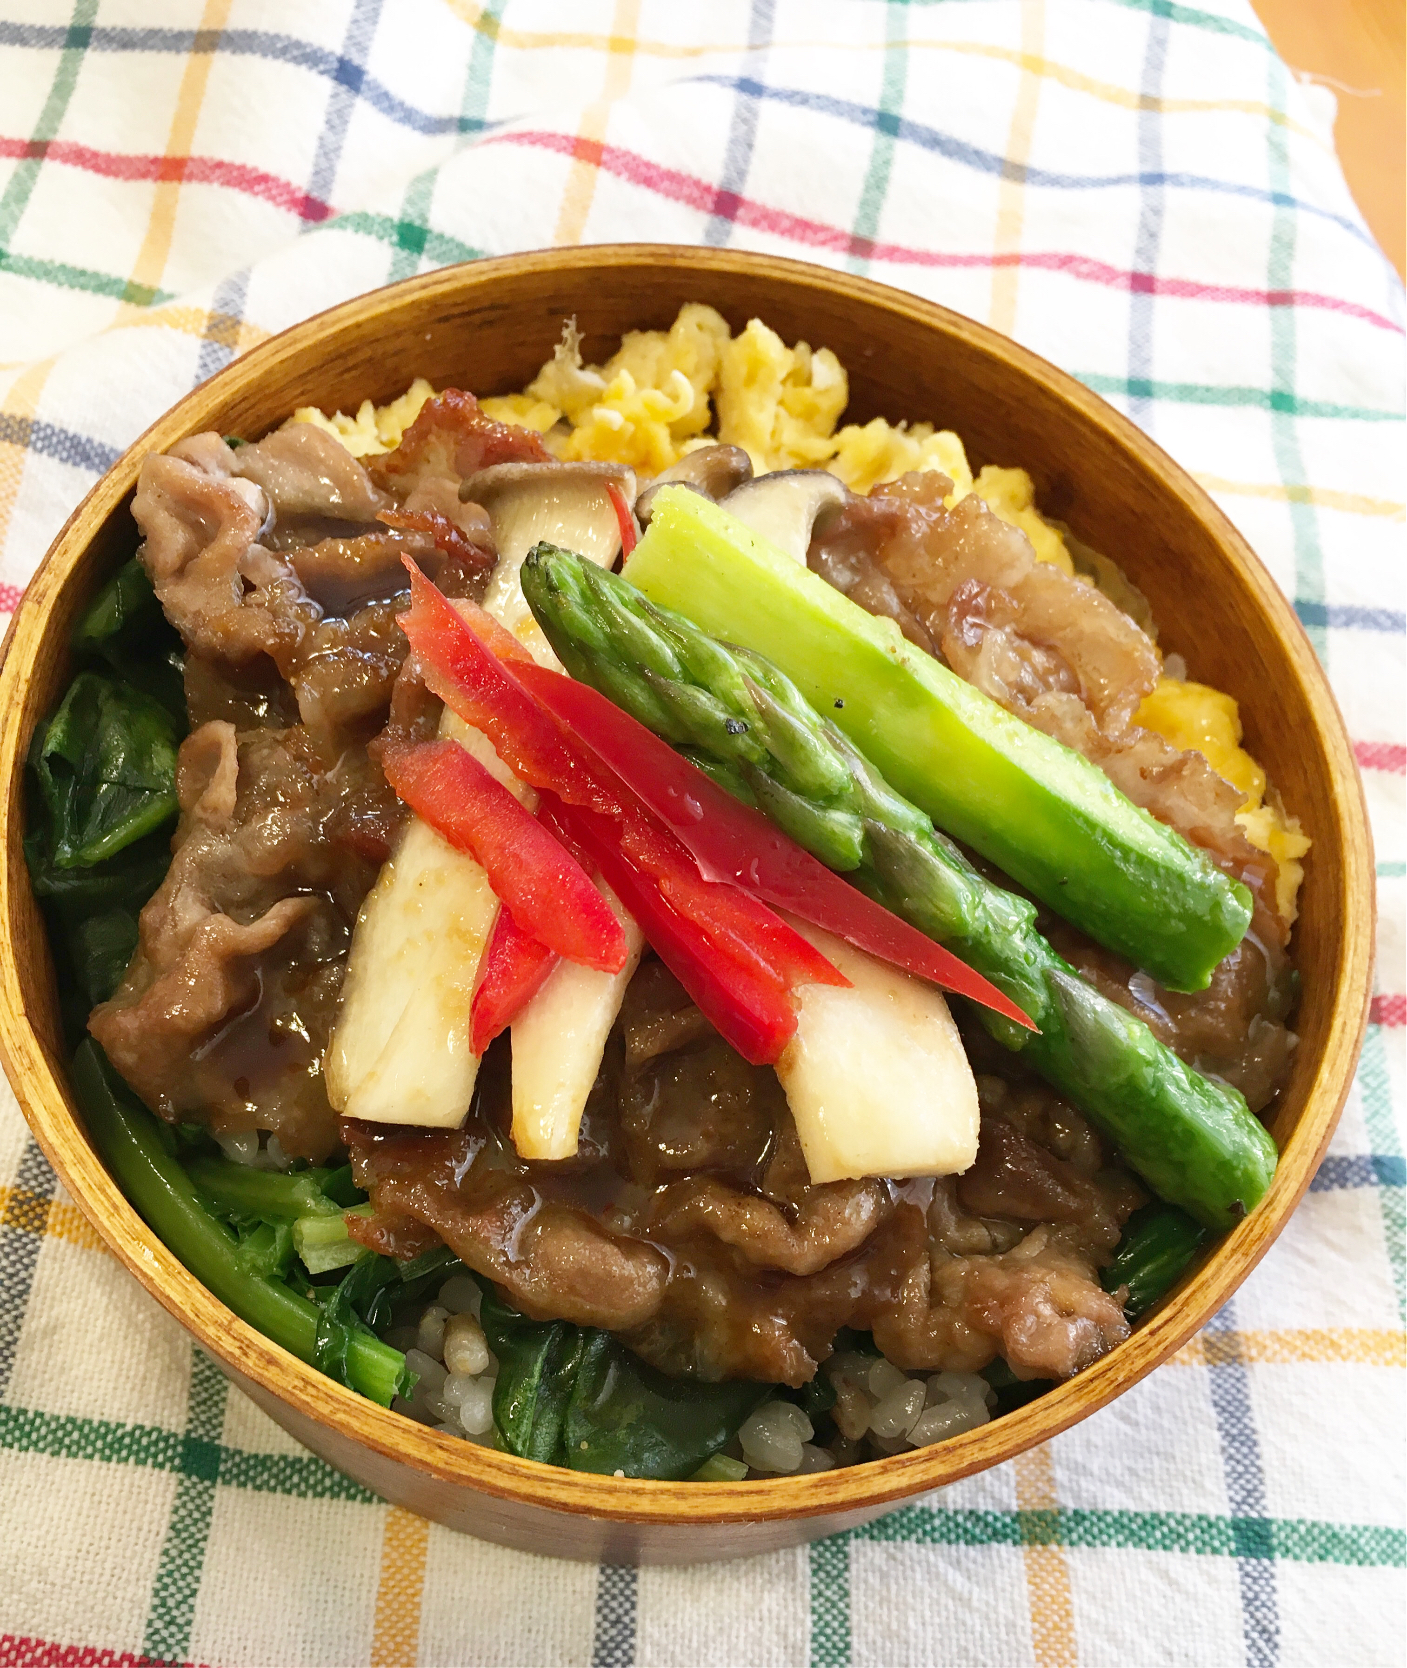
[{"x1": 1, "y1": 3, "x2": 1402, "y2": 1664}]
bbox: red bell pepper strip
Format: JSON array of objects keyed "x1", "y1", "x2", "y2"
[
  {"x1": 380, "y1": 737, "x2": 628, "y2": 974},
  {"x1": 543, "y1": 795, "x2": 798, "y2": 1067},
  {"x1": 606, "y1": 480, "x2": 637, "y2": 559},
  {"x1": 398, "y1": 562, "x2": 845, "y2": 997},
  {"x1": 470, "y1": 909, "x2": 560, "y2": 1056},
  {"x1": 606, "y1": 791, "x2": 846, "y2": 994},
  {"x1": 399, "y1": 560, "x2": 614, "y2": 815},
  {"x1": 515, "y1": 665, "x2": 1037, "y2": 1031}
]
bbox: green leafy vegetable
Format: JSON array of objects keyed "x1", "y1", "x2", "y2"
[
  {"x1": 1102, "y1": 1203, "x2": 1209, "y2": 1318},
  {"x1": 73, "y1": 557, "x2": 185, "y2": 718},
  {"x1": 30, "y1": 672, "x2": 180, "y2": 868},
  {"x1": 480, "y1": 1287, "x2": 769, "y2": 1479},
  {"x1": 72, "y1": 1040, "x2": 412, "y2": 1406},
  {"x1": 294, "y1": 1204, "x2": 376, "y2": 1275}
]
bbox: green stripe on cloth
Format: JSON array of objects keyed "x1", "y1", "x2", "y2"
[
  {"x1": 141, "y1": 1349, "x2": 229, "y2": 1664},
  {"x1": 0, "y1": 0, "x2": 98, "y2": 249},
  {"x1": 808, "y1": 1536, "x2": 850, "y2": 1668},
  {"x1": 307, "y1": 209, "x2": 482, "y2": 269},
  {"x1": 0, "y1": 1400, "x2": 378, "y2": 1503},
  {"x1": 0, "y1": 247, "x2": 174, "y2": 307},
  {"x1": 1075, "y1": 371, "x2": 1402, "y2": 422},
  {"x1": 844, "y1": 0, "x2": 907, "y2": 276},
  {"x1": 852, "y1": 1505, "x2": 1407, "y2": 1565}
]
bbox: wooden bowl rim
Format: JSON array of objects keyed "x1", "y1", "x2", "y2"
[{"x1": 0, "y1": 245, "x2": 1375, "y2": 1527}]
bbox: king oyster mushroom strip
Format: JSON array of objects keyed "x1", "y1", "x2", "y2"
[{"x1": 325, "y1": 460, "x2": 643, "y2": 1144}]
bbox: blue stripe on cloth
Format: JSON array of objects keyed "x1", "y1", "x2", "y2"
[
  {"x1": 692, "y1": 76, "x2": 1382, "y2": 253},
  {"x1": 193, "y1": 269, "x2": 250, "y2": 386},
  {"x1": 1294, "y1": 600, "x2": 1405, "y2": 634},
  {"x1": 0, "y1": 412, "x2": 120, "y2": 474},
  {"x1": 703, "y1": 0, "x2": 775, "y2": 247},
  {"x1": 307, "y1": 0, "x2": 386, "y2": 206},
  {"x1": 1206, "y1": 1299, "x2": 1280, "y2": 1667},
  {"x1": 1127, "y1": 8, "x2": 1170, "y2": 432},
  {"x1": 0, "y1": 22, "x2": 490, "y2": 137},
  {"x1": 591, "y1": 1564, "x2": 637, "y2": 1668},
  {"x1": 0, "y1": 1140, "x2": 59, "y2": 1399},
  {"x1": 1311, "y1": 1154, "x2": 1407, "y2": 1191}
]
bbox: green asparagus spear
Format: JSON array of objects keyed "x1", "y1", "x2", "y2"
[
  {"x1": 73, "y1": 1041, "x2": 411, "y2": 1405},
  {"x1": 623, "y1": 485, "x2": 1251, "y2": 994},
  {"x1": 521, "y1": 544, "x2": 1278, "y2": 1232}
]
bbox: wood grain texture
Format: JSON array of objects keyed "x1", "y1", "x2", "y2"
[{"x1": 0, "y1": 247, "x2": 1375, "y2": 1565}]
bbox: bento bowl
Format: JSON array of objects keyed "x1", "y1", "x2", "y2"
[{"x1": 0, "y1": 247, "x2": 1374, "y2": 1564}]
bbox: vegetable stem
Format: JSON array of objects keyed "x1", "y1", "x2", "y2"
[{"x1": 73, "y1": 1042, "x2": 409, "y2": 1406}]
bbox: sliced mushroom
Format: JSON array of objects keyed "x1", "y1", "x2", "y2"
[
  {"x1": 720, "y1": 469, "x2": 850, "y2": 565},
  {"x1": 462, "y1": 460, "x2": 636, "y2": 662},
  {"x1": 634, "y1": 444, "x2": 753, "y2": 528}
]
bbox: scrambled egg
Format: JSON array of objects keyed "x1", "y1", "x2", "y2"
[
  {"x1": 1137, "y1": 678, "x2": 1310, "y2": 921},
  {"x1": 292, "y1": 377, "x2": 437, "y2": 457},
  {"x1": 294, "y1": 304, "x2": 1304, "y2": 921}
]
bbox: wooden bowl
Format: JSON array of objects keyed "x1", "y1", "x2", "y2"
[{"x1": 0, "y1": 247, "x2": 1374, "y2": 1564}]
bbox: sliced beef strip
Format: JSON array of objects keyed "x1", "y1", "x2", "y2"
[
  {"x1": 89, "y1": 720, "x2": 388, "y2": 1161},
  {"x1": 132, "y1": 435, "x2": 485, "y2": 744},
  {"x1": 344, "y1": 957, "x2": 1140, "y2": 1386}
]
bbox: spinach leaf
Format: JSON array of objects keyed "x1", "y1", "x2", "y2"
[
  {"x1": 312, "y1": 1251, "x2": 410, "y2": 1391},
  {"x1": 480, "y1": 1287, "x2": 769, "y2": 1479},
  {"x1": 74, "y1": 558, "x2": 185, "y2": 720},
  {"x1": 25, "y1": 828, "x2": 173, "y2": 1029},
  {"x1": 480, "y1": 1288, "x2": 592, "y2": 1465},
  {"x1": 562, "y1": 1334, "x2": 769, "y2": 1480},
  {"x1": 31, "y1": 672, "x2": 180, "y2": 868}
]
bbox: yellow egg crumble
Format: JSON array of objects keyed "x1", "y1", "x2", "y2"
[
  {"x1": 1136, "y1": 679, "x2": 1309, "y2": 922},
  {"x1": 293, "y1": 304, "x2": 1305, "y2": 921}
]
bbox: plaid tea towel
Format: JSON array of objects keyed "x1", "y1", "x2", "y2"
[{"x1": 0, "y1": 3, "x2": 1403, "y2": 1665}]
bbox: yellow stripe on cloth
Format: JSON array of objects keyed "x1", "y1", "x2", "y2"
[
  {"x1": 1175, "y1": 1329, "x2": 1406, "y2": 1368},
  {"x1": 989, "y1": 2, "x2": 1045, "y2": 337},
  {"x1": 551, "y1": 0, "x2": 642, "y2": 246},
  {"x1": 1014, "y1": 1442, "x2": 1079, "y2": 1667},
  {"x1": 370, "y1": 1505, "x2": 431, "y2": 1667},
  {"x1": 0, "y1": 358, "x2": 56, "y2": 556},
  {"x1": 1194, "y1": 473, "x2": 1407, "y2": 519},
  {"x1": 0, "y1": 1183, "x2": 108, "y2": 1255},
  {"x1": 116, "y1": 0, "x2": 232, "y2": 322}
]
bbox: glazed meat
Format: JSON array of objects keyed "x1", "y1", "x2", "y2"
[
  {"x1": 89, "y1": 720, "x2": 386, "y2": 1160},
  {"x1": 96, "y1": 396, "x2": 532, "y2": 1156},
  {"x1": 345, "y1": 961, "x2": 1140, "y2": 1385}
]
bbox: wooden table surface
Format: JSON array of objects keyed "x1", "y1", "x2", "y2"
[{"x1": 1252, "y1": 0, "x2": 1405, "y2": 276}]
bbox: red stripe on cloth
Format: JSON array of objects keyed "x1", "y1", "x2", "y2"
[
  {"x1": 0, "y1": 1637, "x2": 212, "y2": 1668},
  {"x1": 0, "y1": 583, "x2": 24, "y2": 614},
  {"x1": 1371, "y1": 995, "x2": 1405, "y2": 1028},
  {"x1": 1355, "y1": 741, "x2": 1407, "y2": 774},
  {"x1": 487, "y1": 130, "x2": 1405, "y2": 335},
  {"x1": 0, "y1": 136, "x2": 332, "y2": 222}
]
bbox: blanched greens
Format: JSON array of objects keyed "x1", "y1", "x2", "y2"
[
  {"x1": 26, "y1": 557, "x2": 187, "y2": 1027},
  {"x1": 480, "y1": 1287, "x2": 769, "y2": 1479}
]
